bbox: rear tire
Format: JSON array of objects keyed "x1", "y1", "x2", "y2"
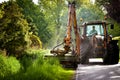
[{"x1": 103, "y1": 40, "x2": 119, "y2": 64}]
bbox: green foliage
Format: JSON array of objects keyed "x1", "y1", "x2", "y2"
[
  {"x1": 26, "y1": 16, "x2": 38, "y2": 35},
  {"x1": 29, "y1": 34, "x2": 42, "y2": 49},
  {"x1": 19, "y1": 49, "x2": 44, "y2": 71},
  {"x1": 0, "y1": 3, "x2": 4, "y2": 19},
  {"x1": 108, "y1": 21, "x2": 120, "y2": 37},
  {"x1": 77, "y1": 4, "x2": 104, "y2": 22},
  {"x1": 16, "y1": 0, "x2": 52, "y2": 45},
  {"x1": 0, "y1": 55, "x2": 20, "y2": 78},
  {"x1": 23, "y1": 57, "x2": 73, "y2": 80},
  {"x1": 0, "y1": 1, "x2": 30, "y2": 56},
  {"x1": 19, "y1": 49, "x2": 73, "y2": 80},
  {"x1": 0, "y1": 49, "x2": 74, "y2": 80},
  {"x1": 39, "y1": 0, "x2": 66, "y2": 47}
]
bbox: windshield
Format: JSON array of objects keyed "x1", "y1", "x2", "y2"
[{"x1": 86, "y1": 24, "x2": 104, "y2": 36}]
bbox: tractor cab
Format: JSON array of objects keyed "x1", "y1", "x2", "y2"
[
  {"x1": 81, "y1": 21, "x2": 114, "y2": 37},
  {"x1": 81, "y1": 21, "x2": 108, "y2": 37},
  {"x1": 86, "y1": 24, "x2": 104, "y2": 37},
  {"x1": 80, "y1": 21, "x2": 119, "y2": 64}
]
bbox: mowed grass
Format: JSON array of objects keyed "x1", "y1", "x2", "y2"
[{"x1": 0, "y1": 49, "x2": 74, "y2": 80}]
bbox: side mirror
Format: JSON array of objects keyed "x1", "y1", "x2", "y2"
[{"x1": 110, "y1": 24, "x2": 114, "y2": 29}]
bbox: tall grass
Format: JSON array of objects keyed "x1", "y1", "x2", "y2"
[{"x1": 0, "y1": 49, "x2": 74, "y2": 80}]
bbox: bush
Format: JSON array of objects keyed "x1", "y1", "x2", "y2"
[{"x1": 0, "y1": 55, "x2": 20, "y2": 79}]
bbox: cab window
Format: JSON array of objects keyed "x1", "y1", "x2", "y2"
[{"x1": 86, "y1": 24, "x2": 104, "y2": 36}]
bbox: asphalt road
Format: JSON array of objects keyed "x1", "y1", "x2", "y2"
[{"x1": 75, "y1": 63, "x2": 120, "y2": 80}]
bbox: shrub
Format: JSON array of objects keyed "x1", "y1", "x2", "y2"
[{"x1": 0, "y1": 55, "x2": 20, "y2": 79}]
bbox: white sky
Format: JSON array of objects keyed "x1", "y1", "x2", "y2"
[
  {"x1": 33, "y1": 0, "x2": 38, "y2": 4},
  {"x1": 0, "y1": 0, "x2": 38, "y2": 4},
  {"x1": 90, "y1": 0, "x2": 95, "y2": 4},
  {"x1": 0, "y1": 0, "x2": 9, "y2": 3}
]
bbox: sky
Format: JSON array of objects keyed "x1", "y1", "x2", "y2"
[
  {"x1": 0, "y1": 0, "x2": 9, "y2": 3},
  {"x1": 0, "y1": 0, "x2": 38, "y2": 4}
]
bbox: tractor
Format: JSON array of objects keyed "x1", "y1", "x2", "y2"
[
  {"x1": 80, "y1": 21, "x2": 119, "y2": 64},
  {"x1": 49, "y1": 1, "x2": 119, "y2": 67}
]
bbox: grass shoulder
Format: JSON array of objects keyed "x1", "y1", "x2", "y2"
[{"x1": 0, "y1": 49, "x2": 74, "y2": 80}]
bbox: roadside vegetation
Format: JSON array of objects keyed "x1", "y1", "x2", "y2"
[
  {"x1": 0, "y1": 49, "x2": 74, "y2": 80},
  {"x1": 0, "y1": 1, "x2": 74, "y2": 80}
]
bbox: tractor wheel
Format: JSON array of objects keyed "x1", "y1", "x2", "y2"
[{"x1": 103, "y1": 40, "x2": 119, "y2": 64}]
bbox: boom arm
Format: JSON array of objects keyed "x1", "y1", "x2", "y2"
[
  {"x1": 51, "y1": 1, "x2": 80, "y2": 56},
  {"x1": 64, "y1": 2, "x2": 80, "y2": 55}
]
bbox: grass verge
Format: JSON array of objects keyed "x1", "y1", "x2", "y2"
[{"x1": 0, "y1": 49, "x2": 74, "y2": 80}]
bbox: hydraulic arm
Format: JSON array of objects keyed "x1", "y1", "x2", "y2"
[{"x1": 51, "y1": 1, "x2": 80, "y2": 56}]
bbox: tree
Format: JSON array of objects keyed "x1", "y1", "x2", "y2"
[
  {"x1": 16, "y1": 0, "x2": 52, "y2": 46},
  {"x1": 26, "y1": 16, "x2": 38, "y2": 35},
  {"x1": 38, "y1": 0, "x2": 67, "y2": 47},
  {"x1": 0, "y1": 1, "x2": 29, "y2": 57},
  {"x1": 96, "y1": 0, "x2": 120, "y2": 37},
  {"x1": 38, "y1": 0, "x2": 105, "y2": 48},
  {"x1": 77, "y1": 4, "x2": 104, "y2": 22},
  {"x1": 96, "y1": 0, "x2": 120, "y2": 23}
]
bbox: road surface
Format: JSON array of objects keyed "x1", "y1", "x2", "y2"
[{"x1": 75, "y1": 63, "x2": 120, "y2": 80}]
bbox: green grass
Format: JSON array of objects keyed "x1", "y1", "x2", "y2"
[{"x1": 0, "y1": 49, "x2": 74, "y2": 80}]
